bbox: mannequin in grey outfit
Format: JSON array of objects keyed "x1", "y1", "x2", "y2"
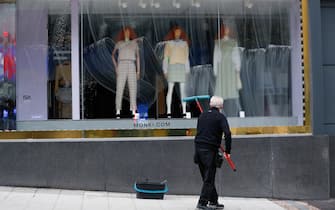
[{"x1": 112, "y1": 27, "x2": 140, "y2": 118}]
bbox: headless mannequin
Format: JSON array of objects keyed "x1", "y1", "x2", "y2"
[
  {"x1": 0, "y1": 37, "x2": 3, "y2": 80},
  {"x1": 112, "y1": 28, "x2": 140, "y2": 118},
  {"x1": 2, "y1": 35, "x2": 15, "y2": 81},
  {"x1": 163, "y1": 28, "x2": 190, "y2": 117},
  {"x1": 55, "y1": 60, "x2": 72, "y2": 118}
]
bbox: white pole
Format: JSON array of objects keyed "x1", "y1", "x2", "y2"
[{"x1": 71, "y1": 0, "x2": 80, "y2": 120}]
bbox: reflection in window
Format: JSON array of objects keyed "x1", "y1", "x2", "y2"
[
  {"x1": 48, "y1": 11, "x2": 72, "y2": 119},
  {"x1": 81, "y1": 0, "x2": 301, "y2": 123},
  {"x1": 0, "y1": 3, "x2": 16, "y2": 130}
]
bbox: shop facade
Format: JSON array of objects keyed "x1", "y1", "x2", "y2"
[
  {"x1": 0, "y1": 0, "x2": 334, "y2": 200},
  {"x1": 0, "y1": 0, "x2": 309, "y2": 133}
]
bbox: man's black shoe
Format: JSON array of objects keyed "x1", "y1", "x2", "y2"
[
  {"x1": 196, "y1": 202, "x2": 208, "y2": 209},
  {"x1": 208, "y1": 202, "x2": 224, "y2": 209}
]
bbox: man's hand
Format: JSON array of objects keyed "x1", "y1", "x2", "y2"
[{"x1": 224, "y1": 152, "x2": 236, "y2": 171}]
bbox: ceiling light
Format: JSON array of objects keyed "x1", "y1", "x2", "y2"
[
  {"x1": 191, "y1": 0, "x2": 200, "y2": 8},
  {"x1": 139, "y1": 0, "x2": 147, "y2": 8},
  {"x1": 151, "y1": 0, "x2": 160, "y2": 8},
  {"x1": 118, "y1": 0, "x2": 128, "y2": 8},
  {"x1": 244, "y1": 0, "x2": 253, "y2": 9},
  {"x1": 173, "y1": 0, "x2": 181, "y2": 9}
]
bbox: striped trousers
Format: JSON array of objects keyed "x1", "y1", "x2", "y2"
[{"x1": 116, "y1": 60, "x2": 137, "y2": 112}]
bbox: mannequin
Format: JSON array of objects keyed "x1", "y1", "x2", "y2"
[
  {"x1": 213, "y1": 24, "x2": 242, "y2": 116},
  {"x1": 163, "y1": 26, "x2": 190, "y2": 117},
  {"x1": 55, "y1": 60, "x2": 72, "y2": 118},
  {"x1": 112, "y1": 26, "x2": 140, "y2": 118},
  {"x1": 0, "y1": 36, "x2": 3, "y2": 81},
  {"x1": 3, "y1": 33, "x2": 15, "y2": 81}
]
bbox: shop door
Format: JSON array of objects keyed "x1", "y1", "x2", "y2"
[{"x1": 321, "y1": 6, "x2": 335, "y2": 124}]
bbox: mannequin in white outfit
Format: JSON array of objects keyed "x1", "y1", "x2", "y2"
[
  {"x1": 112, "y1": 27, "x2": 140, "y2": 118},
  {"x1": 163, "y1": 26, "x2": 190, "y2": 117}
]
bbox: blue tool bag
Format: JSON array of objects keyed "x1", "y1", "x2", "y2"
[{"x1": 134, "y1": 181, "x2": 168, "y2": 199}]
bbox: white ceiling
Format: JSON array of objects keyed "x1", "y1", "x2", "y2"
[{"x1": 18, "y1": 0, "x2": 295, "y2": 15}]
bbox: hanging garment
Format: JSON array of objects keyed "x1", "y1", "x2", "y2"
[
  {"x1": 188, "y1": 64, "x2": 215, "y2": 97},
  {"x1": 240, "y1": 48, "x2": 266, "y2": 117},
  {"x1": 188, "y1": 19, "x2": 211, "y2": 66},
  {"x1": 265, "y1": 45, "x2": 291, "y2": 116},
  {"x1": 213, "y1": 37, "x2": 241, "y2": 101},
  {"x1": 187, "y1": 64, "x2": 215, "y2": 115},
  {"x1": 154, "y1": 42, "x2": 170, "y2": 115}
]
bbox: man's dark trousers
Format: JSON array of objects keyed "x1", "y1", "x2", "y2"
[{"x1": 195, "y1": 145, "x2": 218, "y2": 204}]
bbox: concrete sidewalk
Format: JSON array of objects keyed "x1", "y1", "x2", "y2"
[{"x1": 0, "y1": 186, "x2": 327, "y2": 210}]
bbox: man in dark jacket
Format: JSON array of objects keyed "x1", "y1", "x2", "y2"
[{"x1": 194, "y1": 96, "x2": 232, "y2": 210}]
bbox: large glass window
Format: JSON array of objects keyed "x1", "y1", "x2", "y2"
[
  {"x1": 80, "y1": 0, "x2": 303, "y2": 127},
  {"x1": 0, "y1": 2, "x2": 16, "y2": 130},
  {"x1": 14, "y1": 0, "x2": 304, "y2": 131}
]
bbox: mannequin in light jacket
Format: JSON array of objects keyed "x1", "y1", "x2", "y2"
[{"x1": 163, "y1": 26, "x2": 190, "y2": 117}]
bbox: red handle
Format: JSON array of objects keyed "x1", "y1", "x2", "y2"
[
  {"x1": 195, "y1": 99, "x2": 203, "y2": 113},
  {"x1": 220, "y1": 145, "x2": 236, "y2": 172}
]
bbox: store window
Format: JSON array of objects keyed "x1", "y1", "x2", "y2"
[
  {"x1": 14, "y1": 0, "x2": 304, "y2": 131},
  {"x1": 81, "y1": 0, "x2": 303, "y2": 127},
  {"x1": 0, "y1": 2, "x2": 16, "y2": 130}
]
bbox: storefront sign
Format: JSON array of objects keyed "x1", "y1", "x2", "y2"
[{"x1": 133, "y1": 120, "x2": 171, "y2": 129}]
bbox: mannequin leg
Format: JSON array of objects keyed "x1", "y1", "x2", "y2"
[
  {"x1": 166, "y1": 82, "x2": 174, "y2": 115},
  {"x1": 127, "y1": 63, "x2": 137, "y2": 115},
  {"x1": 180, "y1": 82, "x2": 186, "y2": 114},
  {"x1": 115, "y1": 62, "x2": 128, "y2": 116}
]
